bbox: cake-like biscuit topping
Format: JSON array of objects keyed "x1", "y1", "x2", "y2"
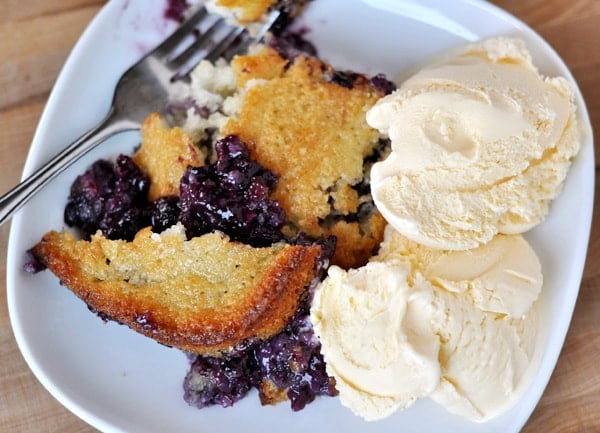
[
  {"x1": 223, "y1": 47, "x2": 388, "y2": 268},
  {"x1": 32, "y1": 225, "x2": 322, "y2": 355},
  {"x1": 213, "y1": 0, "x2": 276, "y2": 22},
  {"x1": 209, "y1": 0, "x2": 310, "y2": 24},
  {"x1": 133, "y1": 113, "x2": 206, "y2": 201}
]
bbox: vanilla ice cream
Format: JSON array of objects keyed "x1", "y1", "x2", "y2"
[
  {"x1": 311, "y1": 261, "x2": 441, "y2": 420},
  {"x1": 368, "y1": 37, "x2": 579, "y2": 250},
  {"x1": 311, "y1": 226, "x2": 542, "y2": 421}
]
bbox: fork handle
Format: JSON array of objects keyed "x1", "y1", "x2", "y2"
[{"x1": 0, "y1": 110, "x2": 139, "y2": 227}]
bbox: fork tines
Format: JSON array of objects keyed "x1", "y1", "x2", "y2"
[{"x1": 157, "y1": 5, "x2": 280, "y2": 81}]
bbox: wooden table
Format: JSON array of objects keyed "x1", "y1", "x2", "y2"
[{"x1": 0, "y1": 1, "x2": 598, "y2": 432}]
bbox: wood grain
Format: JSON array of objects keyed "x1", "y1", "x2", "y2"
[{"x1": 0, "y1": 1, "x2": 598, "y2": 432}]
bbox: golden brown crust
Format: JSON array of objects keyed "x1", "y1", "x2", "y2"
[
  {"x1": 326, "y1": 213, "x2": 387, "y2": 270},
  {"x1": 32, "y1": 227, "x2": 321, "y2": 355},
  {"x1": 216, "y1": 0, "x2": 276, "y2": 22},
  {"x1": 223, "y1": 48, "x2": 387, "y2": 268},
  {"x1": 231, "y1": 47, "x2": 288, "y2": 87},
  {"x1": 133, "y1": 113, "x2": 205, "y2": 201},
  {"x1": 215, "y1": 0, "x2": 311, "y2": 23}
]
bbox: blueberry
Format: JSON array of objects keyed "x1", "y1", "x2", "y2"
[
  {"x1": 63, "y1": 155, "x2": 150, "y2": 240},
  {"x1": 179, "y1": 135, "x2": 285, "y2": 247},
  {"x1": 148, "y1": 196, "x2": 181, "y2": 233}
]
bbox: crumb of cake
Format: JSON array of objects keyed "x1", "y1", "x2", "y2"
[
  {"x1": 173, "y1": 59, "x2": 239, "y2": 145},
  {"x1": 189, "y1": 58, "x2": 238, "y2": 97},
  {"x1": 230, "y1": 46, "x2": 288, "y2": 87},
  {"x1": 214, "y1": 0, "x2": 276, "y2": 22},
  {"x1": 133, "y1": 113, "x2": 205, "y2": 201},
  {"x1": 258, "y1": 379, "x2": 289, "y2": 405},
  {"x1": 326, "y1": 214, "x2": 387, "y2": 270}
]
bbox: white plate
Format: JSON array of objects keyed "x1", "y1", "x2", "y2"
[{"x1": 7, "y1": 0, "x2": 594, "y2": 432}]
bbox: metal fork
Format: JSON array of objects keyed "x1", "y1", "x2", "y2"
[{"x1": 0, "y1": 5, "x2": 280, "y2": 227}]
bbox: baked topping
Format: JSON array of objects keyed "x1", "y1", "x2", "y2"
[
  {"x1": 32, "y1": 225, "x2": 322, "y2": 355},
  {"x1": 222, "y1": 47, "x2": 391, "y2": 268}
]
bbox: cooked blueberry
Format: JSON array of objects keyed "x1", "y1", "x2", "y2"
[
  {"x1": 179, "y1": 135, "x2": 285, "y2": 247},
  {"x1": 184, "y1": 354, "x2": 257, "y2": 409},
  {"x1": 328, "y1": 70, "x2": 361, "y2": 89},
  {"x1": 148, "y1": 196, "x2": 181, "y2": 233},
  {"x1": 369, "y1": 73, "x2": 397, "y2": 95},
  {"x1": 64, "y1": 155, "x2": 150, "y2": 240},
  {"x1": 184, "y1": 302, "x2": 337, "y2": 411},
  {"x1": 268, "y1": 27, "x2": 318, "y2": 60},
  {"x1": 22, "y1": 249, "x2": 46, "y2": 274}
]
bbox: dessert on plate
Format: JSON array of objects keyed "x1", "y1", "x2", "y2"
[
  {"x1": 25, "y1": 0, "x2": 582, "y2": 423},
  {"x1": 28, "y1": 0, "x2": 395, "y2": 411}
]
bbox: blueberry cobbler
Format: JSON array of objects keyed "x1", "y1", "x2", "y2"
[{"x1": 27, "y1": 0, "x2": 396, "y2": 412}]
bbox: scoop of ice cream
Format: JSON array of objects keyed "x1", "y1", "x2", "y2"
[
  {"x1": 376, "y1": 225, "x2": 542, "y2": 317},
  {"x1": 311, "y1": 262, "x2": 441, "y2": 421},
  {"x1": 368, "y1": 37, "x2": 579, "y2": 250},
  {"x1": 312, "y1": 226, "x2": 542, "y2": 421},
  {"x1": 417, "y1": 279, "x2": 539, "y2": 422}
]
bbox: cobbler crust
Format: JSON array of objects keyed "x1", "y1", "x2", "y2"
[
  {"x1": 223, "y1": 47, "x2": 387, "y2": 268},
  {"x1": 32, "y1": 227, "x2": 321, "y2": 355},
  {"x1": 133, "y1": 113, "x2": 206, "y2": 201},
  {"x1": 215, "y1": 0, "x2": 277, "y2": 22}
]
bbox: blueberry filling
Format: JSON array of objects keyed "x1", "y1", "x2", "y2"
[
  {"x1": 369, "y1": 73, "x2": 397, "y2": 95},
  {"x1": 184, "y1": 304, "x2": 337, "y2": 412},
  {"x1": 147, "y1": 195, "x2": 181, "y2": 233},
  {"x1": 184, "y1": 349, "x2": 258, "y2": 409},
  {"x1": 63, "y1": 155, "x2": 150, "y2": 241},
  {"x1": 59, "y1": 135, "x2": 285, "y2": 249},
  {"x1": 268, "y1": 26, "x2": 318, "y2": 60},
  {"x1": 179, "y1": 135, "x2": 286, "y2": 248}
]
